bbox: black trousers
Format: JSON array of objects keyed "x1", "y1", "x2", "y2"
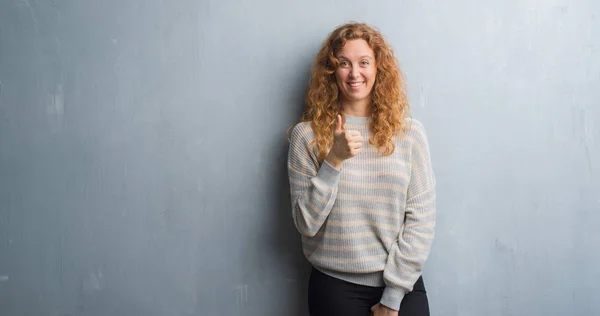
[{"x1": 308, "y1": 267, "x2": 430, "y2": 316}]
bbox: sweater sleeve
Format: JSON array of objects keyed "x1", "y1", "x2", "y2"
[
  {"x1": 287, "y1": 123, "x2": 341, "y2": 237},
  {"x1": 380, "y1": 120, "x2": 437, "y2": 310}
]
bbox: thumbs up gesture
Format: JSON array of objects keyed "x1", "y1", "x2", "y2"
[{"x1": 325, "y1": 115, "x2": 363, "y2": 169}]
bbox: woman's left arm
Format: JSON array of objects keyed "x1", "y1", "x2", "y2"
[{"x1": 379, "y1": 120, "x2": 437, "y2": 311}]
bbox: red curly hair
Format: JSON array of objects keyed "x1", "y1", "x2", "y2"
[{"x1": 301, "y1": 22, "x2": 410, "y2": 162}]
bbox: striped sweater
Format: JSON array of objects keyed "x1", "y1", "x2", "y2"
[{"x1": 287, "y1": 114, "x2": 436, "y2": 310}]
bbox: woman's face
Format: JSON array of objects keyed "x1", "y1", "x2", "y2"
[{"x1": 334, "y1": 39, "x2": 377, "y2": 104}]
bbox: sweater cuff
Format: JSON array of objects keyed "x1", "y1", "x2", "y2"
[
  {"x1": 380, "y1": 286, "x2": 406, "y2": 311},
  {"x1": 316, "y1": 160, "x2": 342, "y2": 187}
]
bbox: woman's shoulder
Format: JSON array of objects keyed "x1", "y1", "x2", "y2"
[
  {"x1": 287, "y1": 121, "x2": 314, "y2": 144},
  {"x1": 399, "y1": 117, "x2": 429, "y2": 141},
  {"x1": 399, "y1": 116, "x2": 424, "y2": 130}
]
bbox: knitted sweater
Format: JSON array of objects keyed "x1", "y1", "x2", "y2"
[{"x1": 287, "y1": 114, "x2": 436, "y2": 310}]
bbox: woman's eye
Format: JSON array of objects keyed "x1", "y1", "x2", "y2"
[{"x1": 361, "y1": 60, "x2": 370, "y2": 65}]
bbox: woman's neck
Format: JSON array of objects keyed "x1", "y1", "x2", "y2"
[{"x1": 340, "y1": 99, "x2": 371, "y2": 117}]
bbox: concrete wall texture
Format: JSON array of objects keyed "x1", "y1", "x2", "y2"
[{"x1": 0, "y1": 0, "x2": 598, "y2": 315}]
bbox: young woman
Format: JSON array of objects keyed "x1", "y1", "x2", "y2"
[{"x1": 287, "y1": 23, "x2": 436, "y2": 316}]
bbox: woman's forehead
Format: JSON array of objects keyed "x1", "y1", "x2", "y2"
[{"x1": 336, "y1": 39, "x2": 374, "y2": 58}]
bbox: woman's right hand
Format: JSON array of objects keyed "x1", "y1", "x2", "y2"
[{"x1": 325, "y1": 115, "x2": 363, "y2": 169}]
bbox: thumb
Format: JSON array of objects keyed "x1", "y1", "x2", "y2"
[{"x1": 336, "y1": 114, "x2": 344, "y2": 133}]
